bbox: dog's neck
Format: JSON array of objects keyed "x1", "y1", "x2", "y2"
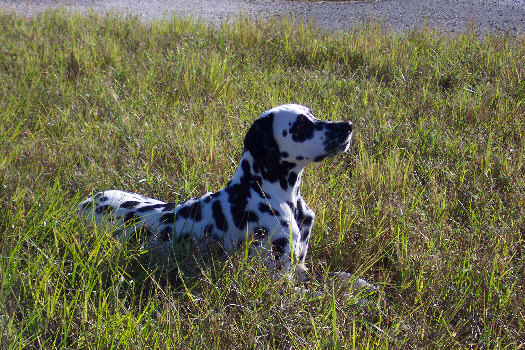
[{"x1": 229, "y1": 152, "x2": 304, "y2": 202}]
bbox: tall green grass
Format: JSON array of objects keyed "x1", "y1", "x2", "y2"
[{"x1": 0, "y1": 10, "x2": 523, "y2": 348}]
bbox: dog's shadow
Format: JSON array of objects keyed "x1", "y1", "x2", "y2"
[
  {"x1": 115, "y1": 234, "x2": 379, "y2": 309},
  {"x1": 116, "y1": 236, "x2": 225, "y2": 296}
]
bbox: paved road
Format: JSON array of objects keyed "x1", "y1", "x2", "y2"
[{"x1": 1, "y1": 0, "x2": 524, "y2": 35}]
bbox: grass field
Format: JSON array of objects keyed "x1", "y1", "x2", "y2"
[{"x1": 0, "y1": 9, "x2": 524, "y2": 348}]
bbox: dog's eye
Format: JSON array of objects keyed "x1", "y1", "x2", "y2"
[
  {"x1": 299, "y1": 114, "x2": 323, "y2": 131},
  {"x1": 290, "y1": 114, "x2": 317, "y2": 142},
  {"x1": 297, "y1": 114, "x2": 313, "y2": 127}
]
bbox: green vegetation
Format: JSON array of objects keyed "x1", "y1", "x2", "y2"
[{"x1": 0, "y1": 10, "x2": 523, "y2": 348}]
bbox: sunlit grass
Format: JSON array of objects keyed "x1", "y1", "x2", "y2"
[{"x1": 0, "y1": 9, "x2": 523, "y2": 348}]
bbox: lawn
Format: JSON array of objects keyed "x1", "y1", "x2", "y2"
[{"x1": 0, "y1": 9, "x2": 523, "y2": 348}]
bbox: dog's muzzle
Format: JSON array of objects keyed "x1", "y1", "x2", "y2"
[
  {"x1": 312, "y1": 121, "x2": 352, "y2": 162},
  {"x1": 323, "y1": 121, "x2": 353, "y2": 153}
]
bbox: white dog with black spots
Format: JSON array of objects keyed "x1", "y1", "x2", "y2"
[{"x1": 78, "y1": 104, "x2": 374, "y2": 292}]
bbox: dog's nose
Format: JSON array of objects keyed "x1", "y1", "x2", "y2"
[{"x1": 337, "y1": 121, "x2": 352, "y2": 133}]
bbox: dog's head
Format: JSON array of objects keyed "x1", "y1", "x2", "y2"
[{"x1": 244, "y1": 104, "x2": 353, "y2": 172}]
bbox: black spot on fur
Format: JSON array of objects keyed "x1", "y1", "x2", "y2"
[
  {"x1": 279, "y1": 179, "x2": 288, "y2": 190},
  {"x1": 160, "y1": 212, "x2": 175, "y2": 224},
  {"x1": 177, "y1": 201, "x2": 202, "y2": 221},
  {"x1": 204, "y1": 196, "x2": 212, "y2": 203},
  {"x1": 95, "y1": 205, "x2": 113, "y2": 214},
  {"x1": 160, "y1": 226, "x2": 172, "y2": 241},
  {"x1": 121, "y1": 201, "x2": 140, "y2": 209},
  {"x1": 163, "y1": 202, "x2": 176, "y2": 211},
  {"x1": 212, "y1": 200, "x2": 228, "y2": 232},
  {"x1": 99, "y1": 196, "x2": 108, "y2": 202},
  {"x1": 272, "y1": 237, "x2": 288, "y2": 261},
  {"x1": 298, "y1": 202, "x2": 313, "y2": 241},
  {"x1": 251, "y1": 177, "x2": 270, "y2": 199},
  {"x1": 301, "y1": 229, "x2": 311, "y2": 242},
  {"x1": 94, "y1": 192, "x2": 104, "y2": 200},
  {"x1": 288, "y1": 171, "x2": 298, "y2": 187},
  {"x1": 246, "y1": 210, "x2": 259, "y2": 222},
  {"x1": 296, "y1": 156, "x2": 304, "y2": 161},
  {"x1": 123, "y1": 212, "x2": 141, "y2": 225},
  {"x1": 302, "y1": 215, "x2": 313, "y2": 228},
  {"x1": 314, "y1": 155, "x2": 327, "y2": 162},
  {"x1": 281, "y1": 152, "x2": 289, "y2": 158},
  {"x1": 226, "y1": 184, "x2": 253, "y2": 229},
  {"x1": 289, "y1": 114, "x2": 315, "y2": 143},
  {"x1": 283, "y1": 161, "x2": 296, "y2": 168},
  {"x1": 296, "y1": 201, "x2": 305, "y2": 222},
  {"x1": 79, "y1": 200, "x2": 93, "y2": 211},
  {"x1": 258, "y1": 203, "x2": 275, "y2": 216},
  {"x1": 244, "y1": 113, "x2": 278, "y2": 169},
  {"x1": 240, "y1": 159, "x2": 252, "y2": 184},
  {"x1": 280, "y1": 220, "x2": 289, "y2": 228},
  {"x1": 137, "y1": 203, "x2": 166, "y2": 212},
  {"x1": 278, "y1": 161, "x2": 297, "y2": 190}
]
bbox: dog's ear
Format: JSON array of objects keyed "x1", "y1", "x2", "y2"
[{"x1": 244, "y1": 113, "x2": 280, "y2": 171}]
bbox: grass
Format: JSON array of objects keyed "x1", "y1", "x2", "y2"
[{"x1": 0, "y1": 9, "x2": 524, "y2": 348}]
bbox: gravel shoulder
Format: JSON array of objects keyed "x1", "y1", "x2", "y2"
[{"x1": 1, "y1": 0, "x2": 524, "y2": 35}]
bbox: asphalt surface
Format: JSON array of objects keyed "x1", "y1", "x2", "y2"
[{"x1": 0, "y1": 0, "x2": 524, "y2": 35}]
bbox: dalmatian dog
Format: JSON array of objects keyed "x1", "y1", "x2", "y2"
[{"x1": 78, "y1": 104, "x2": 373, "y2": 292}]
